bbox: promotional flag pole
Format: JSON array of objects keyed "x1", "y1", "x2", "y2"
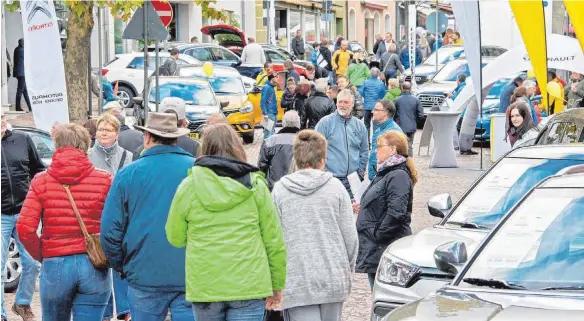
[
  {"x1": 143, "y1": 1, "x2": 148, "y2": 123},
  {"x1": 477, "y1": 2, "x2": 483, "y2": 170},
  {"x1": 435, "y1": 0, "x2": 439, "y2": 75},
  {"x1": 98, "y1": 6, "x2": 103, "y2": 115}
]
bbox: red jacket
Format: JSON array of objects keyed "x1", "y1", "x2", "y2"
[{"x1": 17, "y1": 147, "x2": 112, "y2": 261}]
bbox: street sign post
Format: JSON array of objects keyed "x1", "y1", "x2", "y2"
[{"x1": 151, "y1": 0, "x2": 173, "y2": 27}]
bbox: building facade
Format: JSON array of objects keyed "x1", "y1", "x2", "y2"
[{"x1": 347, "y1": 0, "x2": 397, "y2": 53}]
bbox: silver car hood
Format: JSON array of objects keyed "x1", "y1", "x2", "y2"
[
  {"x1": 415, "y1": 81, "x2": 457, "y2": 95},
  {"x1": 386, "y1": 226, "x2": 488, "y2": 268}
]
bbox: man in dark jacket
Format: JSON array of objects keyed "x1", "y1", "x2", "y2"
[
  {"x1": 305, "y1": 63, "x2": 329, "y2": 82},
  {"x1": 394, "y1": 82, "x2": 424, "y2": 156},
  {"x1": 1, "y1": 113, "x2": 43, "y2": 321},
  {"x1": 160, "y1": 48, "x2": 179, "y2": 76},
  {"x1": 291, "y1": 30, "x2": 305, "y2": 60},
  {"x1": 258, "y1": 111, "x2": 301, "y2": 190},
  {"x1": 133, "y1": 97, "x2": 200, "y2": 159},
  {"x1": 302, "y1": 79, "x2": 336, "y2": 129},
  {"x1": 499, "y1": 76, "x2": 524, "y2": 113},
  {"x1": 317, "y1": 39, "x2": 332, "y2": 71},
  {"x1": 13, "y1": 39, "x2": 32, "y2": 112}
]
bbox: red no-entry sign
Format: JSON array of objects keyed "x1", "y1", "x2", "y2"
[{"x1": 151, "y1": 0, "x2": 173, "y2": 27}]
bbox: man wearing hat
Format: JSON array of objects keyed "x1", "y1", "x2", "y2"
[
  {"x1": 103, "y1": 101, "x2": 144, "y2": 153},
  {"x1": 101, "y1": 112, "x2": 195, "y2": 321},
  {"x1": 132, "y1": 97, "x2": 199, "y2": 160}
]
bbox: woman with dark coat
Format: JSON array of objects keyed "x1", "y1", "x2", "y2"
[
  {"x1": 293, "y1": 80, "x2": 312, "y2": 121},
  {"x1": 506, "y1": 101, "x2": 537, "y2": 149},
  {"x1": 355, "y1": 130, "x2": 418, "y2": 289}
]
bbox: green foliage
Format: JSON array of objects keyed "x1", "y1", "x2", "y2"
[{"x1": 216, "y1": 14, "x2": 242, "y2": 44}]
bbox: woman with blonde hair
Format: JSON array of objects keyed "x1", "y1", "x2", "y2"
[
  {"x1": 166, "y1": 124, "x2": 287, "y2": 321},
  {"x1": 355, "y1": 130, "x2": 417, "y2": 289},
  {"x1": 17, "y1": 123, "x2": 113, "y2": 321}
]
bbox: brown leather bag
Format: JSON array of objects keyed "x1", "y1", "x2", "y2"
[{"x1": 62, "y1": 184, "x2": 109, "y2": 270}]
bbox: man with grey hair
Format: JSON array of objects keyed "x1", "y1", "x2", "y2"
[
  {"x1": 316, "y1": 89, "x2": 369, "y2": 199},
  {"x1": 241, "y1": 36, "x2": 266, "y2": 65},
  {"x1": 302, "y1": 78, "x2": 336, "y2": 129},
  {"x1": 362, "y1": 67, "x2": 387, "y2": 140},
  {"x1": 258, "y1": 110, "x2": 301, "y2": 190}
]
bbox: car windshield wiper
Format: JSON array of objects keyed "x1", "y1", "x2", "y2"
[
  {"x1": 463, "y1": 278, "x2": 527, "y2": 290},
  {"x1": 539, "y1": 285, "x2": 584, "y2": 291},
  {"x1": 446, "y1": 221, "x2": 490, "y2": 230}
]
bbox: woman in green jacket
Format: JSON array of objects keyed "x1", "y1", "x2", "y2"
[
  {"x1": 166, "y1": 123, "x2": 287, "y2": 321},
  {"x1": 384, "y1": 78, "x2": 402, "y2": 101},
  {"x1": 345, "y1": 51, "x2": 371, "y2": 93}
]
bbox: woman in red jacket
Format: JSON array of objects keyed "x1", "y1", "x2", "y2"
[{"x1": 16, "y1": 123, "x2": 113, "y2": 321}]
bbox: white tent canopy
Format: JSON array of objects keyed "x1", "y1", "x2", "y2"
[{"x1": 450, "y1": 34, "x2": 584, "y2": 112}]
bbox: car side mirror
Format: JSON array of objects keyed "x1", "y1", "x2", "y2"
[
  {"x1": 434, "y1": 241, "x2": 467, "y2": 275},
  {"x1": 428, "y1": 193, "x2": 452, "y2": 218},
  {"x1": 232, "y1": 60, "x2": 242, "y2": 67},
  {"x1": 220, "y1": 100, "x2": 230, "y2": 108},
  {"x1": 250, "y1": 85, "x2": 262, "y2": 94},
  {"x1": 133, "y1": 97, "x2": 143, "y2": 107}
]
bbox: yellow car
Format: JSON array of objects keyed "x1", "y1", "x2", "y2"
[
  {"x1": 178, "y1": 65, "x2": 256, "y2": 144},
  {"x1": 248, "y1": 73, "x2": 287, "y2": 125}
]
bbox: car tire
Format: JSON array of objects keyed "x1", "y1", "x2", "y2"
[
  {"x1": 4, "y1": 238, "x2": 21, "y2": 293},
  {"x1": 117, "y1": 85, "x2": 134, "y2": 108},
  {"x1": 242, "y1": 132, "x2": 255, "y2": 144}
]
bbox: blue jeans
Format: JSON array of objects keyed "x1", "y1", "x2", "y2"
[
  {"x1": 103, "y1": 272, "x2": 130, "y2": 319},
  {"x1": 40, "y1": 254, "x2": 112, "y2": 321},
  {"x1": 1, "y1": 214, "x2": 41, "y2": 319},
  {"x1": 127, "y1": 285, "x2": 193, "y2": 321},
  {"x1": 192, "y1": 299, "x2": 266, "y2": 321},
  {"x1": 263, "y1": 114, "x2": 277, "y2": 139}
]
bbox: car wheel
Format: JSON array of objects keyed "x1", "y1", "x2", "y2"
[
  {"x1": 242, "y1": 132, "x2": 255, "y2": 144},
  {"x1": 4, "y1": 238, "x2": 21, "y2": 293},
  {"x1": 117, "y1": 85, "x2": 134, "y2": 108}
]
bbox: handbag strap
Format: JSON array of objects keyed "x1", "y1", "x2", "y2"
[
  {"x1": 117, "y1": 150, "x2": 127, "y2": 172},
  {"x1": 62, "y1": 184, "x2": 90, "y2": 239}
]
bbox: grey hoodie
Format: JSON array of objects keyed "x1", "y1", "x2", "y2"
[{"x1": 272, "y1": 169, "x2": 359, "y2": 309}]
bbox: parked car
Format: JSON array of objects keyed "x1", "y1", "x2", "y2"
[
  {"x1": 261, "y1": 44, "x2": 311, "y2": 68},
  {"x1": 102, "y1": 52, "x2": 201, "y2": 108},
  {"x1": 383, "y1": 166, "x2": 584, "y2": 321},
  {"x1": 415, "y1": 57, "x2": 492, "y2": 119},
  {"x1": 3, "y1": 127, "x2": 54, "y2": 292},
  {"x1": 248, "y1": 72, "x2": 289, "y2": 124},
  {"x1": 136, "y1": 76, "x2": 227, "y2": 140},
  {"x1": 370, "y1": 144, "x2": 584, "y2": 320},
  {"x1": 403, "y1": 45, "x2": 507, "y2": 84},
  {"x1": 199, "y1": 24, "x2": 308, "y2": 77},
  {"x1": 535, "y1": 107, "x2": 584, "y2": 146},
  {"x1": 178, "y1": 65, "x2": 255, "y2": 144}
]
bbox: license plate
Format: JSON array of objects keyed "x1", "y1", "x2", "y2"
[{"x1": 188, "y1": 133, "x2": 199, "y2": 140}]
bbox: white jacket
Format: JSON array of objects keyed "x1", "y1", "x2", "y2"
[
  {"x1": 508, "y1": 128, "x2": 539, "y2": 150},
  {"x1": 240, "y1": 43, "x2": 266, "y2": 65}
]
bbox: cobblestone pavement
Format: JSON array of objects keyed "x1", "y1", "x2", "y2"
[{"x1": 3, "y1": 122, "x2": 489, "y2": 320}]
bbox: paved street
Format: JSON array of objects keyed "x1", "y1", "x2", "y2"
[{"x1": 3, "y1": 123, "x2": 488, "y2": 320}]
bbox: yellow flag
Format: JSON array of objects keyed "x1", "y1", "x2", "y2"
[
  {"x1": 509, "y1": 0, "x2": 548, "y2": 112},
  {"x1": 564, "y1": 1, "x2": 584, "y2": 52}
]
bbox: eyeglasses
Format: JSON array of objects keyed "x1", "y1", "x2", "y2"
[
  {"x1": 373, "y1": 108, "x2": 386, "y2": 113},
  {"x1": 97, "y1": 128, "x2": 116, "y2": 133}
]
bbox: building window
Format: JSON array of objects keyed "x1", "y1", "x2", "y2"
[
  {"x1": 349, "y1": 8, "x2": 356, "y2": 41},
  {"x1": 374, "y1": 12, "x2": 380, "y2": 36},
  {"x1": 289, "y1": 11, "x2": 302, "y2": 44},
  {"x1": 306, "y1": 13, "x2": 317, "y2": 43},
  {"x1": 385, "y1": 14, "x2": 391, "y2": 34}
]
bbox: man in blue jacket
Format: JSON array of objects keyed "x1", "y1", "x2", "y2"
[
  {"x1": 261, "y1": 74, "x2": 278, "y2": 139},
  {"x1": 316, "y1": 89, "x2": 369, "y2": 199},
  {"x1": 368, "y1": 100, "x2": 402, "y2": 180},
  {"x1": 362, "y1": 68, "x2": 387, "y2": 141},
  {"x1": 101, "y1": 112, "x2": 195, "y2": 321},
  {"x1": 499, "y1": 76, "x2": 524, "y2": 113}
]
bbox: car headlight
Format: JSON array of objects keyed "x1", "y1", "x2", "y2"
[
  {"x1": 377, "y1": 254, "x2": 420, "y2": 287},
  {"x1": 239, "y1": 102, "x2": 253, "y2": 114}
]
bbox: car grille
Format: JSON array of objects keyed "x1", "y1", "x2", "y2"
[
  {"x1": 406, "y1": 75, "x2": 427, "y2": 84},
  {"x1": 418, "y1": 94, "x2": 445, "y2": 112},
  {"x1": 187, "y1": 120, "x2": 206, "y2": 133}
]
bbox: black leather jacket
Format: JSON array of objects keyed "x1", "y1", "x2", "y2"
[
  {"x1": 1, "y1": 130, "x2": 45, "y2": 214},
  {"x1": 301, "y1": 92, "x2": 336, "y2": 129},
  {"x1": 258, "y1": 127, "x2": 300, "y2": 190}
]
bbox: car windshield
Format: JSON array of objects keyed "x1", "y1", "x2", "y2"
[
  {"x1": 432, "y1": 61, "x2": 487, "y2": 82},
  {"x1": 149, "y1": 80, "x2": 216, "y2": 105},
  {"x1": 446, "y1": 158, "x2": 584, "y2": 229},
  {"x1": 180, "y1": 69, "x2": 245, "y2": 94},
  {"x1": 424, "y1": 47, "x2": 464, "y2": 66},
  {"x1": 461, "y1": 188, "x2": 584, "y2": 290}
]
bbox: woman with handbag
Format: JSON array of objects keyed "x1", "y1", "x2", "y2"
[
  {"x1": 16, "y1": 123, "x2": 114, "y2": 321},
  {"x1": 88, "y1": 114, "x2": 133, "y2": 321}
]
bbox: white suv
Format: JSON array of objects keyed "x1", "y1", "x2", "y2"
[{"x1": 102, "y1": 52, "x2": 201, "y2": 108}]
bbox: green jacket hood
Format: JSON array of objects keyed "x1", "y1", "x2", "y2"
[{"x1": 191, "y1": 155, "x2": 263, "y2": 212}]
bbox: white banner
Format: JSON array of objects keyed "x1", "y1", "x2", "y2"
[
  {"x1": 20, "y1": 0, "x2": 69, "y2": 132},
  {"x1": 408, "y1": 4, "x2": 417, "y2": 90},
  {"x1": 451, "y1": 0, "x2": 482, "y2": 152}
]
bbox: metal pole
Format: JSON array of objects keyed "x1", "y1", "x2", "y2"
[
  {"x1": 143, "y1": 2, "x2": 149, "y2": 123},
  {"x1": 435, "y1": 0, "x2": 438, "y2": 75},
  {"x1": 477, "y1": 2, "x2": 483, "y2": 170},
  {"x1": 97, "y1": 7, "x2": 103, "y2": 115},
  {"x1": 88, "y1": 41, "x2": 92, "y2": 119},
  {"x1": 155, "y1": 41, "x2": 159, "y2": 113}
]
